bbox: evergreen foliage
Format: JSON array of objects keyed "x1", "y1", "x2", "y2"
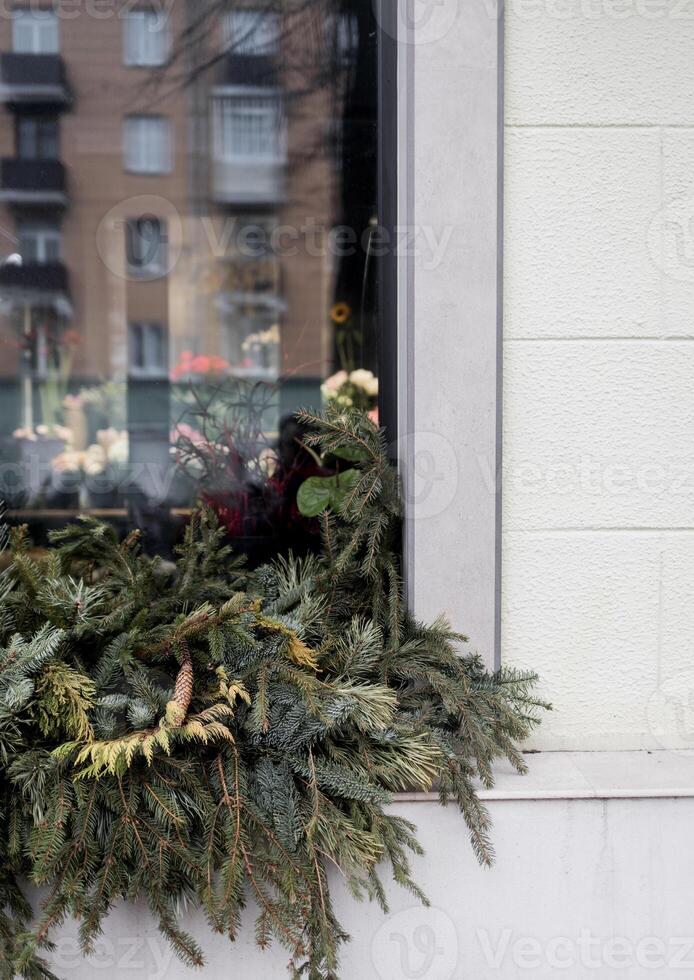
[{"x1": 0, "y1": 408, "x2": 548, "y2": 979}]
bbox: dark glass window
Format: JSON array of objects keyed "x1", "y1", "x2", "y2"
[
  {"x1": 17, "y1": 116, "x2": 59, "y2": 160},
  {"x1": 17, "y1": 221, "x2": 61, "y2": 263},
  {"x1": 0, "y1": 1, "x2": 382, "y2": 562},
  {"x1": 125, "y1": 217, "x2": 168, "y2": 276},
  {"x1": 128, "y1": 322, "x2": 167, "y2": 378}
]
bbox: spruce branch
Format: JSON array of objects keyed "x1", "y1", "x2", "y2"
[{"x1": 0, "y1": 405, "x2": 548, "y2": 980}]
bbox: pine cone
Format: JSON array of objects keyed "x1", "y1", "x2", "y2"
[{"x1": 169, "y1": 643, "x2": 193, "y2": 727}]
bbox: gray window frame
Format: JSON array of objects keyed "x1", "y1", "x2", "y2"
[{"x1": 395, "y1": 1, "x2": 503, "y2": 669}]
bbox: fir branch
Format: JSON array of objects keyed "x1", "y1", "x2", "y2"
[{"x1": 0, "y1": 405, "x2": 548, "y2": 980}]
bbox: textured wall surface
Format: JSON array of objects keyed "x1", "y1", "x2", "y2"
[
  {"x1": 39, "y1": 793, "x2": 694, "y2": 979},
  {"x1": 503, "y1": 4, "x2": 694, "y2": 749}
]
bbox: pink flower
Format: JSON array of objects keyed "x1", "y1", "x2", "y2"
[
  {"x1": 51, "y1": 450, "x2": 85, "y2": 474},
  {"x1": 170, "y1": 350, "x2": 231, "y2": 380},
  {"x1": 171, "y1": 423, "x2": 206, "y2": 448},
  {"x1": 323, "y1": 370, "x2": 348, "y2": 393}
]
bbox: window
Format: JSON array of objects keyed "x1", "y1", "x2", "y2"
[
  {"x1": 17, "y1": 221, "x2": 61, "y2": 263},
  {"x1": 326, "y1": 13, "x2": 358, "y2": 66},
  {"x1": 220, "y1": 307, "x2": 280, "y2": 378},
  {"x1": 0, "y1": 1, "x2": 381, "y2": 567},
  {"x1": 212, "y1": 95, "x2": 284, "y2": 162},
  {"x1": 123, "y1": 9, "x2": 170, "y2": 66},
  {"x1": 17, "y1": 116, "x2": 59, "y2": 160},
  {"x1": 12, "y1": 9, "x2": 59, "y2": 54},
  {"x1": 224, "y1": 10, "x2": 280, "y2": 55},
  {"x1": 123, "y1": 116, "x2": 171, "y2": 174},
  {"x1": 125, "y1": 216, "x2": 168, "y2": 276},
  {"x1": 128, "y1": 322, "x2": 167, "y2": 377}
]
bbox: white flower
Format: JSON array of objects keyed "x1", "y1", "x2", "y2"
[
  {"x1": 83, "y1": 445, "x2": 107, "y2": 476},
  {"x1": 96, "y1": 428, "x2": 121, "y2": 450},
  {"x1": 84, "y1": 461, "x2": 104, "y2": 477},
  {"x1": 95, "y1": 429, "x2": 128, "y2": 464},
  {"x1": 249, "y1": 447, "x2": 278, "y2": 478},
  {"x1": 108, "y1": 436, "x2": 128, "y2": 465},
  {"x1": 242, "y1": 324, "x2": 280, "y2": 352},
  {"x1": 349, "y1": 369, "x2": 378, "y2": 396}
]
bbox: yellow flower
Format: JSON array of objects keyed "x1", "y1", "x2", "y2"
[{"x1": 330, "y1": 302, "x2": 351, "y2": 325}]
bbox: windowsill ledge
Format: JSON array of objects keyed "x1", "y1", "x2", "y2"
[{"x1": 397, "y1": 749, "x2": 694, "y2": 802}]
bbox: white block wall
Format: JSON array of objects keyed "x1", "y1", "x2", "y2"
[
  {"x1": 503, "y1": 3, "x2": 694, "y2": 750},
  {"x1": 40, "y1": 791, "x2": 694, "y2": 979}
]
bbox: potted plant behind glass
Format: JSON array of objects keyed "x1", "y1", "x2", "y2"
[{"x1": 172, "y1": 379, "x2": 327, "y2": 566}]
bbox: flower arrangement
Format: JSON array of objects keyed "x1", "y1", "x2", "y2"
[
  {"x1": 171, "y1": 329, "x2": 281, "y2": 383},
  {"x1": 12, "y1": 424, "x2": 72, "y2": 446},
  {"x1": 241, "y1": 322, "x2": 281, "y2": 376},
  {"x1": 321, "y1": 368, "x2": 379, "y2": 416},
  {"x1": 171, "y1": 351, "x2": 232, "y2": 382},
  {"x1": 173, "y1": 382, "x2": 323, "y2": 562},
  {"x1": 51, "y1": 428, "x2": 128, "y2": 478},
  {"x1": 45, "y1": 429, "x2": 129, "y2": 507},
  {"x1": 76, "y1": 383, "x2": 127, "y2": 435},
  {"x1": 10, "y1": 425, "x2": 76, "y2": 507}
]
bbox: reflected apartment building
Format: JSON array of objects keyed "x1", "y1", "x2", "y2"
[{"x1": 0, "y1": 2, "x2": 358, "y2": 531}]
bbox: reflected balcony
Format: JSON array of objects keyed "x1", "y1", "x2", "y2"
[
  {"x1": 0, "y1": 159, "x2": 68, "y2": 208},
  {"x1": 0, "y1": 260, "x2": 71, "y2": 315},
  {"x1": 0, "y1": 54, "x2": 72, "y2": 108},
  {"x1": 211, "y1": 157, "x2": 286, "y2": 206},
  {"x1": 210, "y1": 89, "x2": 286, "y2": 206}
]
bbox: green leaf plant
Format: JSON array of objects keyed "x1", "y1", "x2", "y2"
[
  {"x1": 0, "y1": 407, "x2": 548, "y2": 980},
  {"x1": 296, "y1": 469, "x2": 361, "y2": 518}
]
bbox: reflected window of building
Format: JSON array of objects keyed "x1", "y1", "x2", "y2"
[
  {"x1": 123, "y1": 115, "x2": 172, "y2": 174},
  {"x1": 129, "y1": 322, "x2": 168, "y2": 379},
  {"x1": 17, "y1": 116, "x2": 59, "y2": 160},
  {"x1": 26, "y1": 309, "x2": 63, "y2": 377},
  {"x1": 17, "y1": 221, "x2": 61, "y2": 263},
  {"x1": 224, "y1": 10, "x2": 281, "y2": 55},
  {"x1": 123, "y1": 9, "x2": 171, "y2": 67},
  {"x1": 212, "y1": 94, "x2": 284, "y2": 163},
  {"x1": 125, "y1": 217, "x2": 168, "y2": 277},
  {"x1": 12, "y1": 9, "x2": 59, "y2": 54}
]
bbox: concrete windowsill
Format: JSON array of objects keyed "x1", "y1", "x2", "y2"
[{"x1": 398, "y1": 749, "x2": 694, "y2": 802}]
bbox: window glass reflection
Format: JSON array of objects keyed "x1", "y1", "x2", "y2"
[{"x1": 0, "y1": 0, "x2": 379, "y2": 563}]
